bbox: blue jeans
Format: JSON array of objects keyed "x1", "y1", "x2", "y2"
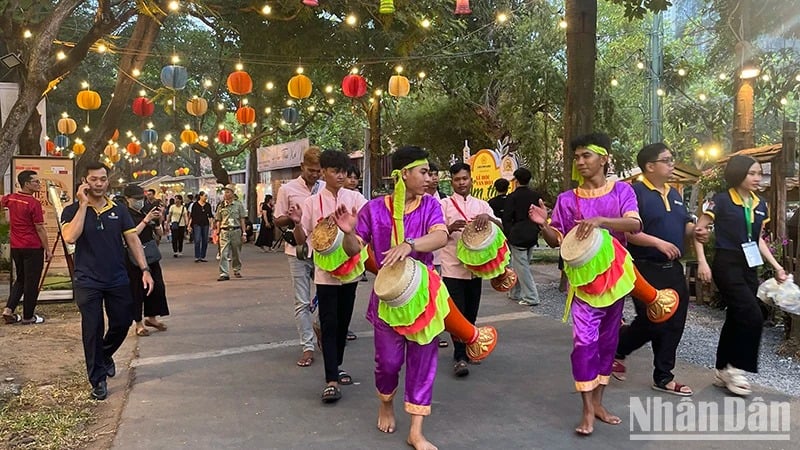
[
  {"x1": 288, "y1": 256, "x2": 317, "y2": 352},
  {"x1": 509, "y1": 246, "x2": 539, "y2": 304},
  {"x1": 193, "y1": 225, "x2": 209, "y2": 259}
]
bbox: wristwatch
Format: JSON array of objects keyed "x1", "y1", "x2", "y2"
[
  {"x1": 140, "y1": 267, "x2": 151, "y2": 272},
  {"x1": 404, "y1": 238, "x2": 416, "y2": 251}
]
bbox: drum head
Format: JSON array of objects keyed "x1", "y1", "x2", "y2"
[
  {"x1": 560, "y1": 227, "x2": 602, "y2": 267},
  {"x1": 461, "y1": 222, "x2": 498, "y2": 251},
  {"x1": 375, "y1": 258, "x2": 418, "y2": 305},
  {"x1": 310, "y1": 217, "x2": 343, "y2": 254}
]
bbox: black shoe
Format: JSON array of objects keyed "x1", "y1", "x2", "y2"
[
  {"x1": 454, "y1": 360, "x2": 470, "y2": 377},
  {"x1": 217, "y1": 275, "x2": 230, "y2": 281},
  {"x1": 91, "y1": 380, "x2": 108, "y2": 400},
  {"x1": 106, "y1": 358, "x2": 115, "y2": 378}
]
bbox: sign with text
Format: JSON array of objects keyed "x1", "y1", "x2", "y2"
[
  {"x1": 468, "y1": 149, "x2": 517, "y2": 201},
  {"x1": 256, "y1": 138, "x2": 309, "y2": 172}
]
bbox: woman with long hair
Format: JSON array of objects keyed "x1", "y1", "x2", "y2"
[
  {"x1": 255, "y1": 194, "x2": 275, "y2": 252},
  {"x1": 167, "y1": 195, "x2": 189, "y2": 257}
]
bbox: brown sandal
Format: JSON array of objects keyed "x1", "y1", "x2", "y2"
[
  {"x1": 296, "y1": 351, "x2": 314, "y2": 367},
  {"x1": 136, "y1": 328, "x2": 150, "y2": 336},
  {"x1": 144, "y1": 319, "x2": 167, "y2": 331}
]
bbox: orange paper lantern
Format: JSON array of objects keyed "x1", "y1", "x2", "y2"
[
  {"x1": 46, "y1": 140, "x2": 56, "y2": 154},
  {"x1": 186, "y1": 97, "x2": 208, "y2": 116},
  {"x1": 388, "y1": 75, "x2": 410, "y2": 97},
  {"x1": 227, "y1": 71, "x2": 253, "y2": 95},
  {"x1": 111, "y1": 129, "x2": 120, "y2": 141},
  {"x1": 126, "y1": 142, "x2": 141, "y2": 156},
  {"x1": 103, "y1": 144, "x2": 117, "y2": 158},
  {"x1": 180, "y1": 129, "x2": 199, "y2": 144},
  {"x1": 72, "y1": 142, "x2": 86, "y2": 155},
  {"x1": 287, "y1": 74, "x2": 312, "y2": 99},
  {"x1": 161, "y1": 141, "x2": 176, "y2": 155},
  {"x1": 57, "y1": 117, "x2": 77, "y2": 135},
  {"x1": 235, "y1": 106, "x2": 256, "y2": 125},
  {"x1": 76, "y1": 90, "x2": 101, "y2": 110}
]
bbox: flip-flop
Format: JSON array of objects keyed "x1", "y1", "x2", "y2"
[
  {"x1": 612, "y1": 360, "x2": 626, "y2": 381},
  {"x1": 144, "y1": 319, "x2": 167, "y2": 331},
  {"x1": 20, "y1": 315, "x2": 45, "y2": 325},
  {"x1": 3, "y1": 313, "x2": 21, "y2": 324},
  {"x1": 136, "y1": 328, "x2": 150, "y2": 336},
  {"x1": 338, "y1": 370, "x2": 353, "y2": 385},
  {"x1": 321, "y1": 385, "x2": 341, "y2": 403},
  {"x1": 346, "y1": 331, "x2": 357, "y2": 341},
  {"x1": 652, "y1": 381, "x2": 693, "y2": 397},
  {"x1": 297, "y1": 352, "x2": 314, "y2": 367}
]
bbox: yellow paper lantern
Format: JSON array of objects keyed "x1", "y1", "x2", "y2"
[
  {"x1": 103, "y1": 144, "x2": 117, "y2": 158},
  {"x1": 388, "y1": 75, "x2": 410, "y2": 97},
  {"x1": 186, "y1": 97, "x2": 208, "y2": 116},
  {"x1": 287, "y1": 74, "x2": 312, "y2": 99},
  {"x1": 151, "y1": 170, "x2": 157, "y2": 176},
  {"x1": 72, "y1": 142, "x2": 86, "y2": 155},
  {"x1": 161, "y1": 141, "x2": 176, "y2": 154},
  {"x1": 57, "y1": 117, "x2": 77, "y2": 134},
  {"x1": 180, "y1": 129, "x2": 199, "y2": 144},
  {"x1": 76, "y1": 90, "x2": 102, "y2": 110},
  {"x1": 133, "y1": 172, "x2": 139, "y2": 179}
]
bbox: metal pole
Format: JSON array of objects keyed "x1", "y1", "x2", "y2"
[{"x1": 647, "y1": 12, "x2": 664, "y2": 144}]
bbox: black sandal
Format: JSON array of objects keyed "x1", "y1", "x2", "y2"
[
  {"x1": 438, "y1": 339, "x2": 449, "y2": 348},
  {"x1": 338, "y1": 370, "x2": 353, "y2": 385},
  {"x1": 321, "y1": 385, "x2": 342, "y2": 403}
]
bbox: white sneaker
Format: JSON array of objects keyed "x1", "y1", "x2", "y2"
[{"x1": 715, "y1": 365, "x2": 752, "y2": 396}]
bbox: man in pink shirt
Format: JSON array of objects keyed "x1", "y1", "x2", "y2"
[
  {"x1": 274, "y1": 147, "x2": 324, "y2": 367},
  {"x1": 2, "y1": 170, "x2": 52, "y2": 325},
  {"x1": 289, "y1": 150, "x2": 367, "y2": 403},
  {"x1": 439, "y1": 163, "x2": 501, "y2": 377}
]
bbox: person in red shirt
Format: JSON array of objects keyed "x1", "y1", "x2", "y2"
[{"x1": 2, "y1": 170, "x2": 52, "y2": 324}]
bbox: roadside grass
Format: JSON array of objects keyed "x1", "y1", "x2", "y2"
[{"x1": 0, "y1": 366, "x2": 96, "y2": 450}]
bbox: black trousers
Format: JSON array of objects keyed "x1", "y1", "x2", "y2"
[
  {"x1": 317, "y1": 282, "x2": 358, "y2": 383},
  {"x1": 712, "y1": 249, "x2": 763, "y2": 373},
  {"x1": 443, "y1": 277, "x2": 483, "y2": 362},
  {"x1": 74, "y1": 285, "x2": 133, "y2": 386},
  {"x1": 172, "y1": 226, "x2": 186, "y2": 253},
  {"x1": 7, "y1": 248, "x2": 44, "y2": 320},
  {"x1": 616, "y1": 260, "x2": 689, "y2": 385}
]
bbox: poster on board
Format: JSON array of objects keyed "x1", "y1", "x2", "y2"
[{"x1": 10, "y1": 157, "x2": 75, "y2": 299}]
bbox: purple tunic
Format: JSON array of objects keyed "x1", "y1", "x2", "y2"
[
  {"x1": 354, "y1": 194, "x2": 446, "y2": 414},
  {"x1": 355, "y1": 195, "x2": 445, "y2": 326},
  {"x1": 549, "y1": 181, "x2": 640, "y2": 391}
]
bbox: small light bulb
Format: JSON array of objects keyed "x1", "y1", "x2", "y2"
[
  {"x1": 167, "y1": 99, "x2": 173, "y2": 105},
  {"x1": 421, "y1": 18, "x2": 431, "y2": 28},
  {"x1": 395, "y1": 65, "x2": 403, "y2": 74},
  {"x1": 559, "y1": 19, "x2": 567, "y2": 29},
  {"x1": 327, "y1": 98, "x2": 335, "y2": 105},
  {"x1": 656, "y1": 88, "x2": 665, "y2": 96},
  {"x1": 307, "y1": 106, "x2": 315, "y2": 112},
  {"x1": 264, "y1": 107, "x2": 272, "y2": 114},
  {"x1": 375, "y1": 89, "x2": 383, "y2": 96},
  {"x1": 139, "y1": 89, "x2": 147, "y2": 97},
  {"x1": 132, "y1": 68, "x2": 141, "y2": 77},
  {"x1": 346, "y1": 14, "x2": 357, "y2": 26},
  {"x1": 84, "y1": 125, "x2": 91, "y2": 132},
  {"x1": 718, "y1": 73, "x2": 727, "y2": 80},
  {"x1": 418, "y1": 71, "x2": 426, "y2": 79},
  {"x1": 184, "y1": 124, "x2": 191, "y2": 130},
  {"x1": 217, "y1": 103, "x2": 225, "y2": 110},
  {"x1": 296, "y1": 66, "x2": 304, "y2": 74},
  {"x1": 610, "y1": 78, "x2": 618, "y2": 87},
  {"x1": 636, "y1": 61, "x2": 645, "y2": 70},
  {"x1": 56, "y1": 51, "x2": 66, "y2": 60},
  {"x1": 287, "y1": 99, "x2": 294, "y2": 106},
  {"x1": 218, "y1": 124, "x2": 225, "y2": 130},
  {"x1": 171, "y1": 55, "x2": 180, "y2": 64},
  {"x1": 780, "y1": 98, "x2": 788, "y2": 105},
  {"x1": 23, "y1": 29, "x2": 32, "y2": 38},
  {"x1": 168, "y1": 1, "x2": 180, "y2": 11},
  {"x1": 761, "y1": 74, "x2": 770, "y2": 81},
  {"x1": 266, "y1": 81, "x2": 274, "y2": 90},
  {"x1": 496, "y1": 13, "x2": 508, "y2": 23},
  {"x1": 97, "y1": 44, "x2": 107, "y2": 53},
  {"x1": 325, "y1": 85, "x2": 333, "y2": 93},
  {"x1": 81, "y1": 81, "x2": 89, "y2": 89},
  {"x1": 262, "y1": 5, "x2": 271, "y2": 14},
  {"x1": 677, "y1": 68, "x2": 686, "y2": 76},
  {"x1": 350, "y1": 67, "x2": 359, "y2": 74},
  {"x1": 235, "y1": 63, "x2": 244, "y2": 71},
  {"x1": 698, "y1": 93, "x2": 707, "y2": 101},
  {"x1": 204, "y1": 79, "x2": 212, "y2": 88},
  {"x1": 242, "y1": 98, "x2": 249, "y2": 105},
  {"x1": 61, "y1": 112, "x2": 68, "y2": 118}
]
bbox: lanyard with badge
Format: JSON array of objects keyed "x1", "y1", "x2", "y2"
[{"x1": 741, "y1": 197, "x2": 763, "y2": 267}]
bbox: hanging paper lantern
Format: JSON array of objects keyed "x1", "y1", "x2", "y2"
[
  {"x1": 302, "y1": 0, "x2": 318, "y2": 6},
  {"x1": 110, "y1": 129, "x2": 120, "y2": 141},
  {"x1": 186, "y1": 97, "x2": 208, "y2": 116},
  {"x1": 141, "y1": 129, "x2": 158, "y2": 145},
  {"x1": 217, "y1": 129, "x2": 233, "y2": 144},
  {"x1": 46, "y1": 140, "x2": 56, "y2": 154},
  {"x1": 126, "y1": 142, "x2": 141, "y2": 156},
  {"x1": 103, "y1": 144, "x2": 118, "y2": 158},
  {"x1": 72, "y1": 142, "x2": 86, "y2": 155},
  {"x1": 226, "y1": 71, "x2": 253, "y2": 95},
  {"x1": 235, "y1": 106, "x2": 256, "y2": 125},
  {"x1": 161, "y1": 141, "x2": 176, "y2": 155},
  {"x1": 110, "y1": 153, "x2": 121, "y2": 163},
  {"x1": 132, "y1": 97, "x2": 155, "y2": 117},
  {"x1": 388, "y1": 75, "x2": 410, "y2": 97},
  {"x1": 379, "y1": 0, "x2": 395, "y2": 14},
  {"x1": 150, "y1": 170, "x2": 157, "y2": 176},
  {"x1": 180, "y1": 129, "x2": 199, "y2": 144},
  {"x1": 454, "y1": 0, "x2": 471, "y2": 15},
  {"x1": 54, "y1": 134, "x2": 70, "y2": 149},
  {"x1": 160, "y1": 65, "x2": 188, "y2": 90},
  {"x1": 76, "y1": 90, "x2": 101, "y2": 110},
  {"x1": 281, "y1": 107, "x2": 298, "y2": 124},
  {"x1": 57, "y1": 117, "x2": 77, "y2": 135},
  {"x1": 287, "y1": 74, "x2": 312, "y2": 99},
  {"x1": 342, "y1": 74, "x2": 368, "y2": 98}
]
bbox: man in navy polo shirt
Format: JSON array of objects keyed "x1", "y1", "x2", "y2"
[
  {"x1": 613, "y1": 143, "x2": 697, "y2": 396},
  {"x1": 61, "y1": 162, "x2": 153, "y2": 400}
]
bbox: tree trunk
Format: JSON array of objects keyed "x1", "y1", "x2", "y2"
[
  {"x1": 19, "y1": 112, "x2": 43, "y2": 156},
  {"x1": 77, "y1": 12, "x2": 163, "y2": 177},
  {"x1": 211, "y1": 157, "x2": 230, "y2": 185},
  {"x1": 247, "y1": 145, "x2": 258, "y2": 221},
  {"x1": 562, "y1": 0, "x2": 597, "y2": 191},
  {"x1": 367, "y1": 99, "x2": 381, "y2": 192}
]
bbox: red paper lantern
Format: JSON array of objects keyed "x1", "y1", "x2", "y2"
[
  {"x1": 218, "y1": 129, "x2": 233, "y2": 144},
  {"x1": 227, "y1": 71, "x2": 253, "y2": 95},
  {"x1": 132, "y1": 97, "x2": 155, "y2": 117},
  {"x1": 235, "y1": 106, "x2": 256, "y2": 125},
  {"x1": 46, "y1": 140, "x2": 56, "y2": 154},
  {"x1": 454, "y1": 0, "x2": 471, "y2": 15},
  {"x1": 126, "y1": 142, "x2": 141, "y2": 156},
  {"x1": 342, "y1": 74, "x2": 368, "y2": 98}
]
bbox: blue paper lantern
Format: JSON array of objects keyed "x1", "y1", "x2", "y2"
[
  {"x1": 54, "y1": 134, "x2": 70, "y2": 149},
  {"x1": 282, "y1": 107, "x2": 298, "y2": 124},
  {"x1": 160, "y1": 65, "x2": 188, "y2": 90},
  {"x1": 141, "y1": 129, "x2": 159, "y2": 144}
]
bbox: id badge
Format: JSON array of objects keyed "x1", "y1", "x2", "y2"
[{"x1": 741, "y1": 241, "x2": 763, "y2": 268}]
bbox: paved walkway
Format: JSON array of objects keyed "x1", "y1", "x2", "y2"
[{"x1": 111, "y1": 244, "x2": 799, "y2": 449}]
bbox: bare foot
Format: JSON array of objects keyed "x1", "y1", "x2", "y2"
[
  {"x1": 593, "y1": 404, "x2": 622, "y2": 425},
  {"x1": 575, "y1": 411, "x2": 594, "y2": 436},
  {"x1": 377, "y1": 401, "x2": 395, "y2": 433},
  {"x1": 406, "y1": 433, "x2": 438, "y2": 450}
]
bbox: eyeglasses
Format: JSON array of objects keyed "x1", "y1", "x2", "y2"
[{"x1": 650, "y1": 157, "x2": 675, "y2": 165}]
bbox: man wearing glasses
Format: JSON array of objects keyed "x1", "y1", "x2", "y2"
[
  {"x1": 1, "y1": 170, "x2": 52, "y2": 325},
  {"x1": 61, "y1": 162, "x2": 154, "y2": 400},
  {"x1": 614, "y1": 143, "x2": 696, "y2": 397}
]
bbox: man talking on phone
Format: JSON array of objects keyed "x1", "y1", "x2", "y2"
[{"x1": 61, "y1": 162, "x2": 154, "y2": 400}]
